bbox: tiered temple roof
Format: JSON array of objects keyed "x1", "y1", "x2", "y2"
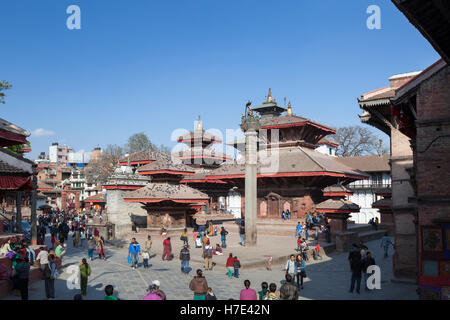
[{"x1": 173, "y1": 116, "x2": 231, "y2": 168}]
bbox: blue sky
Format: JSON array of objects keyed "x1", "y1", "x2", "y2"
[{"x1": 0, "y1": 0, "x2": 440, "y2": 160}]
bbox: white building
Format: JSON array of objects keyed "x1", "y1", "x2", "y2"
[
  {"x1": 336, "y1": 154, "x2": 391, "y2": 223},
  {"x1": 315, "y1": 137, "x2": 338, "y2": 156},
  {"x1": 49, "y1": 143, "x2": 73, "y2": 165}
]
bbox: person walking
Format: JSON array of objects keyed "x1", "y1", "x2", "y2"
[
  {"x1": 220, "y1": 226, "x2": 228, "y2": 249},
  {"x1": 87, "y1": 237, "x2": 96, "y2": 261},
  {"x1": 128, "y1": 238, "x2": 141, "y2": 269},
  {"x1": 180, "y1": 244, "x2": 190, "y2": 274},
  {"x1": 162, "y1": 237, "x2": 172, "y2": 261},
  {"x1": 362, "y1": 251, "x2": 376, "y2": 291},
  {"x1": 226, "y1": 253, "x2": 235, "y2": 278},
  {"x1": 79, "y1": 258, "x2": 92, "y2": 296},
  {"x1": 145, "y1": 235, "x2": 152, "y2": 254},
  {"x1": 240, "y1": 279, "x2": 257, "y2": 300},
  {"x1": 295, "y1": 254, "x2": 306, "y2": 290},
  {"x1": 189, "y1": 269, "x2": 208, "y2": 300},
  {"x1": 233, "y1": 256, "x2": 241, "y2": 278},
  {"x1": 181, "y1": 228, "x2": 189, "y2": 247},
  {"x1": 349, "y1": 249, "x2": 363, "y2": 294},
  {"x1": 280, "y1": 274, "x2": 298, "y2": 300},
  {"x1": 380, "y1": 233, "x2": 394, "y2": 258},
  {"x1": 142, "y1": 251, "x2": 150, "y2": 268},
  {"x1": 98, "y1": 236, "x2": 106, "y2": 260},
  {"x1": 239, "y1": 220, "x2": 245, "y2": 246},
  {"x1": 203, "y1": 244, "x2": 213, "y2": 270},
  {"x1": 44, "y1": 254, "x2": 57, "y2": 299},
  {"x1": 285, "y1": 254, "x2": 296, "y2": 280}
]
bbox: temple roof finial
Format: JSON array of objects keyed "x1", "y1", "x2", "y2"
[
  {"x1": 287, "y1": 101, "x2": 293, "y2": 116},
  {"x1": 267, "y1": 88, "x2": 274, "y2": 103},
  {"x1": 196, "y1": 115, "x2": 202, "y2": 131}
]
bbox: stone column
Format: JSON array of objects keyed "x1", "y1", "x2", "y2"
[
  {"x1": 31, "y1": 172, "x2": 38, "y2": 244},
  {"x1": 16, "y1": 191, "x2": 22, "y2": 233},
  {"x1": 241, "y1": 108, "x2": 260, "y2": 247}
]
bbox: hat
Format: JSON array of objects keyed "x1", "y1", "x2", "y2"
[{"x1": 152, "y1": 280, "x2": 160, "y2": 287}]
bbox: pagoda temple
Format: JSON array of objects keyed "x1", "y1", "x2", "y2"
[
  {"x1": 124, "y1": 159, "x2": 209, "y2": 228},
  {"x1": 172, "y1": 116, "x2": 234, "y2": 214},
  {"x1": 173, "y1": 115, "x2": 232, "y2": 168},
  {"x1": 206, "y1": 89, "x2": 369, "y2": 220}
]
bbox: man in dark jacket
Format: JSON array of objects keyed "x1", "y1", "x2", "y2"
[
  {"x1": 361, "y1": 251, "x2": 376, "y2": 291},
  {"x1": 180, "y1": 245, "x2": 190, "y2": 274},
  {"x1": 349, "y1": 252, "x2": 363, "y2": 294},
  {"x1": 280, "y1": 274, "x2": 298, "y2": 300}
]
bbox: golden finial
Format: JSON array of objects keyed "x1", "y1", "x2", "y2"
[
  {"x1": 266, "y1": 88, "x2": 276, "y2": 103},
  {"x1": 287, "y1": 101, "x2": 293, "y2": 115}
]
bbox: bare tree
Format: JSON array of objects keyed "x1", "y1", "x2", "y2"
[
  {"x1": 332, "y1": 126, "x2": 387, "y2": 157},
  {"x1": 85, "y1": 144, "x2": 125, "y2": 184}
]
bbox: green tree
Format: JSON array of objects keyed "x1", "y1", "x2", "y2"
[
  {"x1": 126, "y1": 133, "x2": 155, "y2": 154},
  {"x1": 0, "y1": 81, "x2": 12, "y2": 104}
]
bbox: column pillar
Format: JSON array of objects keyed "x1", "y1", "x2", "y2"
[
  {"x1": 31, "y1": 172, "x2": 38, "y2": 244},
  {"x1": 16, "y1": 191, "x2": 22, "y2": 233},
  {"x1": 241, "y1": 103, "x2": 260, "y2": 247}
]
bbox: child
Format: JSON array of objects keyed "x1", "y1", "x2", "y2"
[
  {"x1": 305, "y1": 229, "x2": 309, "y2": 241},
  {"x1": 266, "y1": 256, "x2": 273, "y2": 271},
  {"x1": 195, "y1": 235, "x2": 202, "y2": 248},
  {"x1": 297, "y1": 236, "x2": 302, "y2": 251},
  {"x1": 313, "y1": 243, "x2": 322, "y2": 260},
  {"x1": 142, "y1": 251, "x2": 150, "y2": 268},
  {"x1": 233, "y1": 256, "x2": 241, "y2": 278}
]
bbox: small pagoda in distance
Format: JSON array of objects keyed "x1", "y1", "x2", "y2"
[
  {"x1": 173, "y1": 115, "x2": 231, "y2": 169},
  {"x1": 316, "y1": 183, "x2": 360, "y2": 251}
]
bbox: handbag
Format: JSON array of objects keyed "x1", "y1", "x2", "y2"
[
  {"x1": 300, "y1": 270, "x2": 307, "y2": 278},
  {"x1": 127, "y1": 256, "x2": 132, "y2": 264}
]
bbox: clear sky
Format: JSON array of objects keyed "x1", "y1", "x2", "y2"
[{"x1": 0, "y1": 0, "x2": 440, "y2": 160}]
